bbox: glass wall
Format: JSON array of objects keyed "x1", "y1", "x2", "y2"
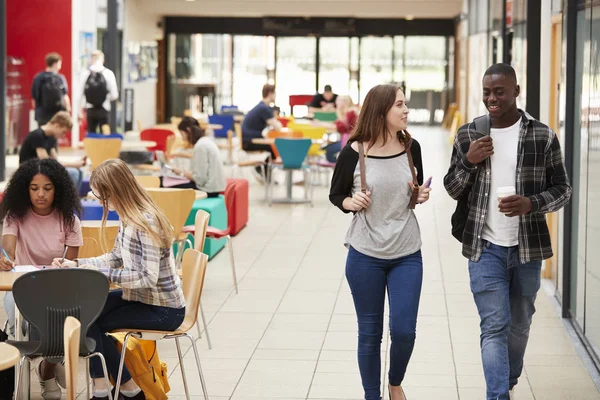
[
  {"x1": 319, "y1": 37, "x2": 350, "y2": 98},
  {"x1": 359, "y1": 36, "x2": 393, "y2": 104},
  {"x1": 232, "y1": 35, "x2": 274, "y2": 111},
  {"x1": 276, "y1": 37, "x2": 317, "y2": 116}
]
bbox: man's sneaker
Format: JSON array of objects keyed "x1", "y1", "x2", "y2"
[
  {"x1": 35, "y1": 360, "x2": 62, "y2": 400},
  {"x1": 509, "y1": 388, "x2": 515, "y2": 399},
  {"x1": 54, "y1": 361, "x2": 66, "y2": 389}
]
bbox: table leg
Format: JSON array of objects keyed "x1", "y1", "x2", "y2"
[
  {"x1": 286, "y1": 170, "x2": 293, "y2": 200},
  {"x1": 15, "y1": 307, "x2": 31, "y2": 400}
]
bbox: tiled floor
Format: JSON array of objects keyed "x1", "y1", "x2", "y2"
[{"x1": 2, "y1": 126, "x2": 600, "y2": 399}]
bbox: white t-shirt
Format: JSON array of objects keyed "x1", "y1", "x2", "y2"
[{"x1": 481, "y1": 118, "x2": 521, "y2": 247}]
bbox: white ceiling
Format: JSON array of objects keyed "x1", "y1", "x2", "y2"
[{"x1": 137, "y1": 0, "x2": 464, "y2": 19}]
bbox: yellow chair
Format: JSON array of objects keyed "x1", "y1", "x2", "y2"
[
  {"x1": 449, "y1": 110, "x2": 464, "y2": 144},
  {"x1": 63, "y1": 316, "x2": 81, "y2": 400},
  {"x1": 134, "y1": 175, "x2": 161, "y2": 188},
  {"x1": 287, "y1": 123, "x2": 327, "y2": 157},
  {"x1": 110, "y1": 249, "x2": 210, "y2": 400},
  {"x1": 83, "y1": 138, "x2": 122, "y2": 170}
]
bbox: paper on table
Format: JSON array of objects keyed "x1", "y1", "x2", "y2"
[{"x1": 13, "y1": 265, "x2": 39, "y2": 272}]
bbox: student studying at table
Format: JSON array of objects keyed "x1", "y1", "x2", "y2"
[
  {"x1": 53, "y1": 159, "x2": 185, "y2": 400},
  {"x1": 0, "y1": 158, "x2": 83, "y2": 400}
]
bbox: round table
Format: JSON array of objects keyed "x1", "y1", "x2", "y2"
[
  {"x1": 0, "y1": 342, "x2": 20, "y2": 371},
  {"x1": 120, "y1": 140, "x2": 157, "y2": 150}
]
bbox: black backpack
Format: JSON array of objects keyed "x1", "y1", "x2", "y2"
[
  {"x1": 84, "y1": 69, "x2": 109, "y2": 108},
  {"x1": 40, "y1": 73, "x2": 64, "y2": 111},
  {"x1": 451, "y1": 115, "x2": 490, "y2": 243},
  {"x1": 0, "y1": 326, "x2": 15, "y2": 400}
]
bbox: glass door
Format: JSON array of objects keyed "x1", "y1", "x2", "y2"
[
  {"x1": 359, "y1": 36, "x2": 393, "y2": 104},
  {"x1": 319, "y1": 37, "x2": 350, "y2": 96},
  {"x1": 232, "y1": 35, "x2": 274, "y2": 112},
  {"x1": 276, "y1": 37, "x2": 317, "y2": 116}
]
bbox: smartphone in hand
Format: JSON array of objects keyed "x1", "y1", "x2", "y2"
[{"x1": 424, "y1": 177, "x2": 433, "y2": 188}]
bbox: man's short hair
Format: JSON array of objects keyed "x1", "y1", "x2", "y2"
[
  {"x1": 91, "y1": 50, "x2": 105, "y2": 62},
  {"x1": 324, "y1": 85, "x2": 333, "y2": 92},
  {"x1": 45, "y1": 52, "x2": 62, "y2": 67},
  {"x1": 262, "y1": 84, "x2": 276, "y2": 98},
  {"x1": 49, "y1": 111, "x2": 73, "y2": 130},
  {"x1": 484, "y1": 63, "x2": 517, "y2": 83}
]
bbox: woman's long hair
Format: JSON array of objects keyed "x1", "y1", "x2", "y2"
[
  {"x1": 177, "y1": 116, "x2": 205, "y2": 145},
  {"x1": 90, "y1": 159, "x2": 174, "y2": 250},
  {"x1": 348, "y1": 84, "x2": 410, "y2": 152},
  {"x1": 0, "y1": 158, "x2": 81, "y2": 230}
]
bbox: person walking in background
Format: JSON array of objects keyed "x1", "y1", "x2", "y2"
[
  {"x1": 308, "y1": 84, "x2": 338, "y2": 113},
  {"x1": 329, "y1": 84, "x2": 432, "y2": 400},
  {"x1": 31, "y1": 52, "x2": 71, "y2": 126},
  {"x1": 444, "y1": 63, "x2": 572, "y2": 400},
  {"x1": 19, "y1": 111, "x2": 85, "y2": 190},
  {"x1": 241, "y1": 84, "x2": 283, "y2": 181},
  {"x1": 78, "y1": 50, "x2": 119, "y2": 133}
]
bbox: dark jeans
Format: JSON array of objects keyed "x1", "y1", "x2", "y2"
[
  {"x1": 87, "y1": 107, "x2": 109, "y2": 133},
  {"x1": 242, "y1": 140, "x2": 274, "y2": 180},
  {"x1": 468, "y1": 241, "x2": 541, "y2": 400},
  {"x1": 87, "y1": 290, "x2": 185, "y2": 384},
  {"x1": 346, "y1": 246, "x2": 423, "y2": 400}
]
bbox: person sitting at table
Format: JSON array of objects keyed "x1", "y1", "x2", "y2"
[
  {"x1": 161, "y1": 123, "x2": 226, "y2": 197},
  {"x1": 241, "y1": 84, "x2": 283, "y2": 181},
  {"x1": 323, "y1": 95, "x2": 359, "y2": 162},
  {"x1": 19, "y1": 111, "x2": 86, "y2": 190},
  {"x1": 53, "y1": 159, "x2": 186, "y2": 400},
  {"x1": 308, "y1": 84, "x2": 338, "y2": 113},
  {"x1": 0, "y1": 158, "x2": 83, "y2": 400}
]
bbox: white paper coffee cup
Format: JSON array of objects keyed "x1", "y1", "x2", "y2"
[{"x1": 497, "y1": 186, "x2": 516, "y2": 201}]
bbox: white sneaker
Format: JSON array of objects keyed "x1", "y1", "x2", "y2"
[
  {"x1": 35, "y1": 360, "x2": 62, "y2": 400},
  {"x1": 509, "y1": 388, "x2": 515, "y2": 400},
  {"x1": 53, "y1": 361, "x2": 66, "y2": 389}
]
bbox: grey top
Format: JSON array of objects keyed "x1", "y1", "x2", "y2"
[
  {"x1": 192, "y1": 137, "x2": 227, "y2": 193},
  {"x1": 329, "y1": 142, "x2": 424, "y2": 259}
]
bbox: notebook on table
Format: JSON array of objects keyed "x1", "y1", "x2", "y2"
[{"x1": 156, "y1": 150, "x2": 191, "y2": 186}]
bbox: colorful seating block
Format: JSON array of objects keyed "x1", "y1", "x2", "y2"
[
  {"x1": 184, "y1": 196, "x2": 227, "y2": 259},
  {"x1": 80, "y1": 199, "x2": 119, "y2": 221}
]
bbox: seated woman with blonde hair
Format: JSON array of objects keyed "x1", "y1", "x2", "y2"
[
  {"x1": 53, "y1": 159, "x2": 185, "y2": 400},
  {"x1": 322, "y1": 95, "x2": 359, "y2": 162}
]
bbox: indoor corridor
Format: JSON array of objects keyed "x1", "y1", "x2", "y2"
[{"x1": 2, "y1": 126, "x2": 599, "y2": 400}]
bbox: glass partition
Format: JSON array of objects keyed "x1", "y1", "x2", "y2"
[
  {"x1": 232, "y1": 35, "x2": 274, "y2": 112},
  {"x1": 359, "y1": 36, "x2": 393, "y2": 103},
  {"x1": 319, "y1": 37, "x2": 350, "y2": 97}
]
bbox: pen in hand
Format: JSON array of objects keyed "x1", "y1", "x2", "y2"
[
  {"x1": 2, "y1": 248, "x2": 15, "y2": 271},
  {"x1": 60, "y1": 246, "x2": 69, "y2": 266}
]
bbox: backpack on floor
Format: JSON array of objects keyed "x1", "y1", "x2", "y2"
[
  {"x1": 84, "y1": 69, "x2": 109, "y2": 108},
  {"x1": 109, "y1": 333, "x2": 170, "y2": 400},
  {"x1": 0, "y1": 326, "x2": 15, "y2": 400},
  {"x1": 40, "y1": 73, "x2": 64, "y2": 112}
]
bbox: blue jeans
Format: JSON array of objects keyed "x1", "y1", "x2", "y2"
[
  {"x1": 346, "y1": 247, "x2": 423, "y2": 400},
  {"x1": 66, "y1": 167, "x2": 82, "y2": 191},
  {"x1": 468, "y1": 241, "x2": 541, "y2": 400},
  {"x1": 87, "y1": 290, "x2": 185, "y2": 384}
]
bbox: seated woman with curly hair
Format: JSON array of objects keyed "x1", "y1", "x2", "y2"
[{"x1": 0, "y1": 158, "x2": 83, "y2": 400}]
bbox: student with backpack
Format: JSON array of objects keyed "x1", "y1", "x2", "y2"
[
  {"x1": 444, "y1": 64, "x2": 572, "y2": 400},
  {"x1": 31, "y1": 52, "x2": 71, "y2": 126},
  {"x1": 78, "y1": 50, "x2": 119, "y2": 133},
  {"x1": 0, "y1": 158, "x2": 83, "y2": 400},
  {"x1": 53, "y1": 159, "x2": 186, "y2": 400}
]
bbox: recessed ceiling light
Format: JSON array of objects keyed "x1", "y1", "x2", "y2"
[
  {"x1": 405, "y1": 15, "x2": 414, "y2": 20},
  {"x1": 185, "y1": 0, "x2": 195, "y2": 2}
]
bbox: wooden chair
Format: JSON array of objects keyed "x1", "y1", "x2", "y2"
[
  {"x1": 80, "y1": 224, "x2": 120, "y2": 258},
  {"x1": 83, "y1": 138, "x2": 122, "y2": 170},
  {"x1": 111, "y1": 250, "x2": 210, "y2": 400},
  {"x1": 146, "y1": 188, "x2": 196, "y2": 266},
  {"x1": 63, "y1": 316, "x2": 81, "y2": 400},
  {"x1": 134, "y1": 175, "x2": 160, "y2": 188}
]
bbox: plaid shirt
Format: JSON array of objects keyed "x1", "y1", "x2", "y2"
[
  {"x1": 444, "y1": 110, "x2": 572, "y2": 263},
  {"x1": 78, "y1": 215, "x2": 185, "y2": 309}
]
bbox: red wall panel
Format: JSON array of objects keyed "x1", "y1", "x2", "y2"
[{"x1": 7, "y1": 0, "x2": 73, "y2": 145}]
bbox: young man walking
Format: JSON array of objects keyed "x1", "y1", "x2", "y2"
[
  {"x1": 31, "y1": 52, "x2": 71, "y2": 126},
  {"x1": 444, "y1": 63, "x2": 572, "y2": 400}
]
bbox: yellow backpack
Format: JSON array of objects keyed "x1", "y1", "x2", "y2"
[{"x1": 109, "y1": 333, "x2": 171, "y2": 400}]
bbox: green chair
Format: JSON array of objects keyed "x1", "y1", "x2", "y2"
[
  {"x1": 313, "y1": 111, "x2": 337, "y2": 122},
  {"x1": 183, "y1": 197, "x2": 227, "y2": 259}
]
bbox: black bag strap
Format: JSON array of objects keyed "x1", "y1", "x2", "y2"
[{"x1": 473, "y1": 115, "x2": 491, "y2": 136}]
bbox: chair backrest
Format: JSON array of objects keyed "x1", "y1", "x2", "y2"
[
  {"x1": 274, "y1": 138, "x2": 312, "y2": 169},
  {"x1": 288, "y1": 94, "x2": 314, "y2": 108},
  {"x1": 267, "y1": 129, "x2": 303, "y2": 159},
  {"x1": 146, "y1": 188, "x2": 196, "y2": 236},
  {"x1": 286, "y1": 124, "x2": 327, "y2": 156},
  {"x1": 313, "y1": 111, "x2": 337, "y2": 122},
  {"x1": 178, "y1": 249, "x2": 208, "y2": 333},
  {"x1": 63, "y1": 316, "x2": 80, "y2": 400},
  {"x1": 83, "y1": 138, "x2": 122, "y2": 170},
  {"x1": 208, "y1": 114, "x2": 235, "y2": 139},
  {"x1": 135, "y1": 175, "x2": 161, "y2": 188},
  {"x1": 140, "y1": 128, "x2": 175, "y2": 153},
  {"x1": 79, "y1": 237, "x2": 101, "y2": 258},
  {"x1": 165, "y1": 135, "x2": 177, "y2": 159},
  {"x1": 12, "y1": 269, "x2": 109, "y2": 357},
  {"x1": 193, "y1": 210, "x2": 210, "y2": 252},
  {"x1": 220, "y1": 105, "x2": 238, "y2": 113}
]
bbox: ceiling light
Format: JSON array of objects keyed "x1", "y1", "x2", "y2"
[{"x1": 405, "y1": 15, "x2": 414, "y2": 21}]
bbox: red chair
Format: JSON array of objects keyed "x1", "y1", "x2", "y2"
[
  {"x1": 288, "y1": 94, "x2": 314, "y2": 116},
  {"x1": 182, "y1": 184, "x2": 238, "y2": 293},
  {"x1": 140, "y1": 128, "x2": 175, "y2": 155}
]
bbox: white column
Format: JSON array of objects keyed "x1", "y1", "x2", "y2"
[{"x1": 539, "y1": 0, "x2": 552, "y2": 125}]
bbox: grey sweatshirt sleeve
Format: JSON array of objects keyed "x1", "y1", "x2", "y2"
[{"x1": 191, "y1": 144, "x2": 209, "y2": 187}]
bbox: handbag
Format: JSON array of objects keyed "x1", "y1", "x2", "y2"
[{"x1": 357, "y1": 133, "x2": 420, "y2": 209}]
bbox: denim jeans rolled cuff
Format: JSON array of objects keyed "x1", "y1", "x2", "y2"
[
  {"x1": 345, "y1": 246, "x2": 423, "y2": 400},
  {"x1": 469, "y1": 241, "x2": 541, "y2": 400}
]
